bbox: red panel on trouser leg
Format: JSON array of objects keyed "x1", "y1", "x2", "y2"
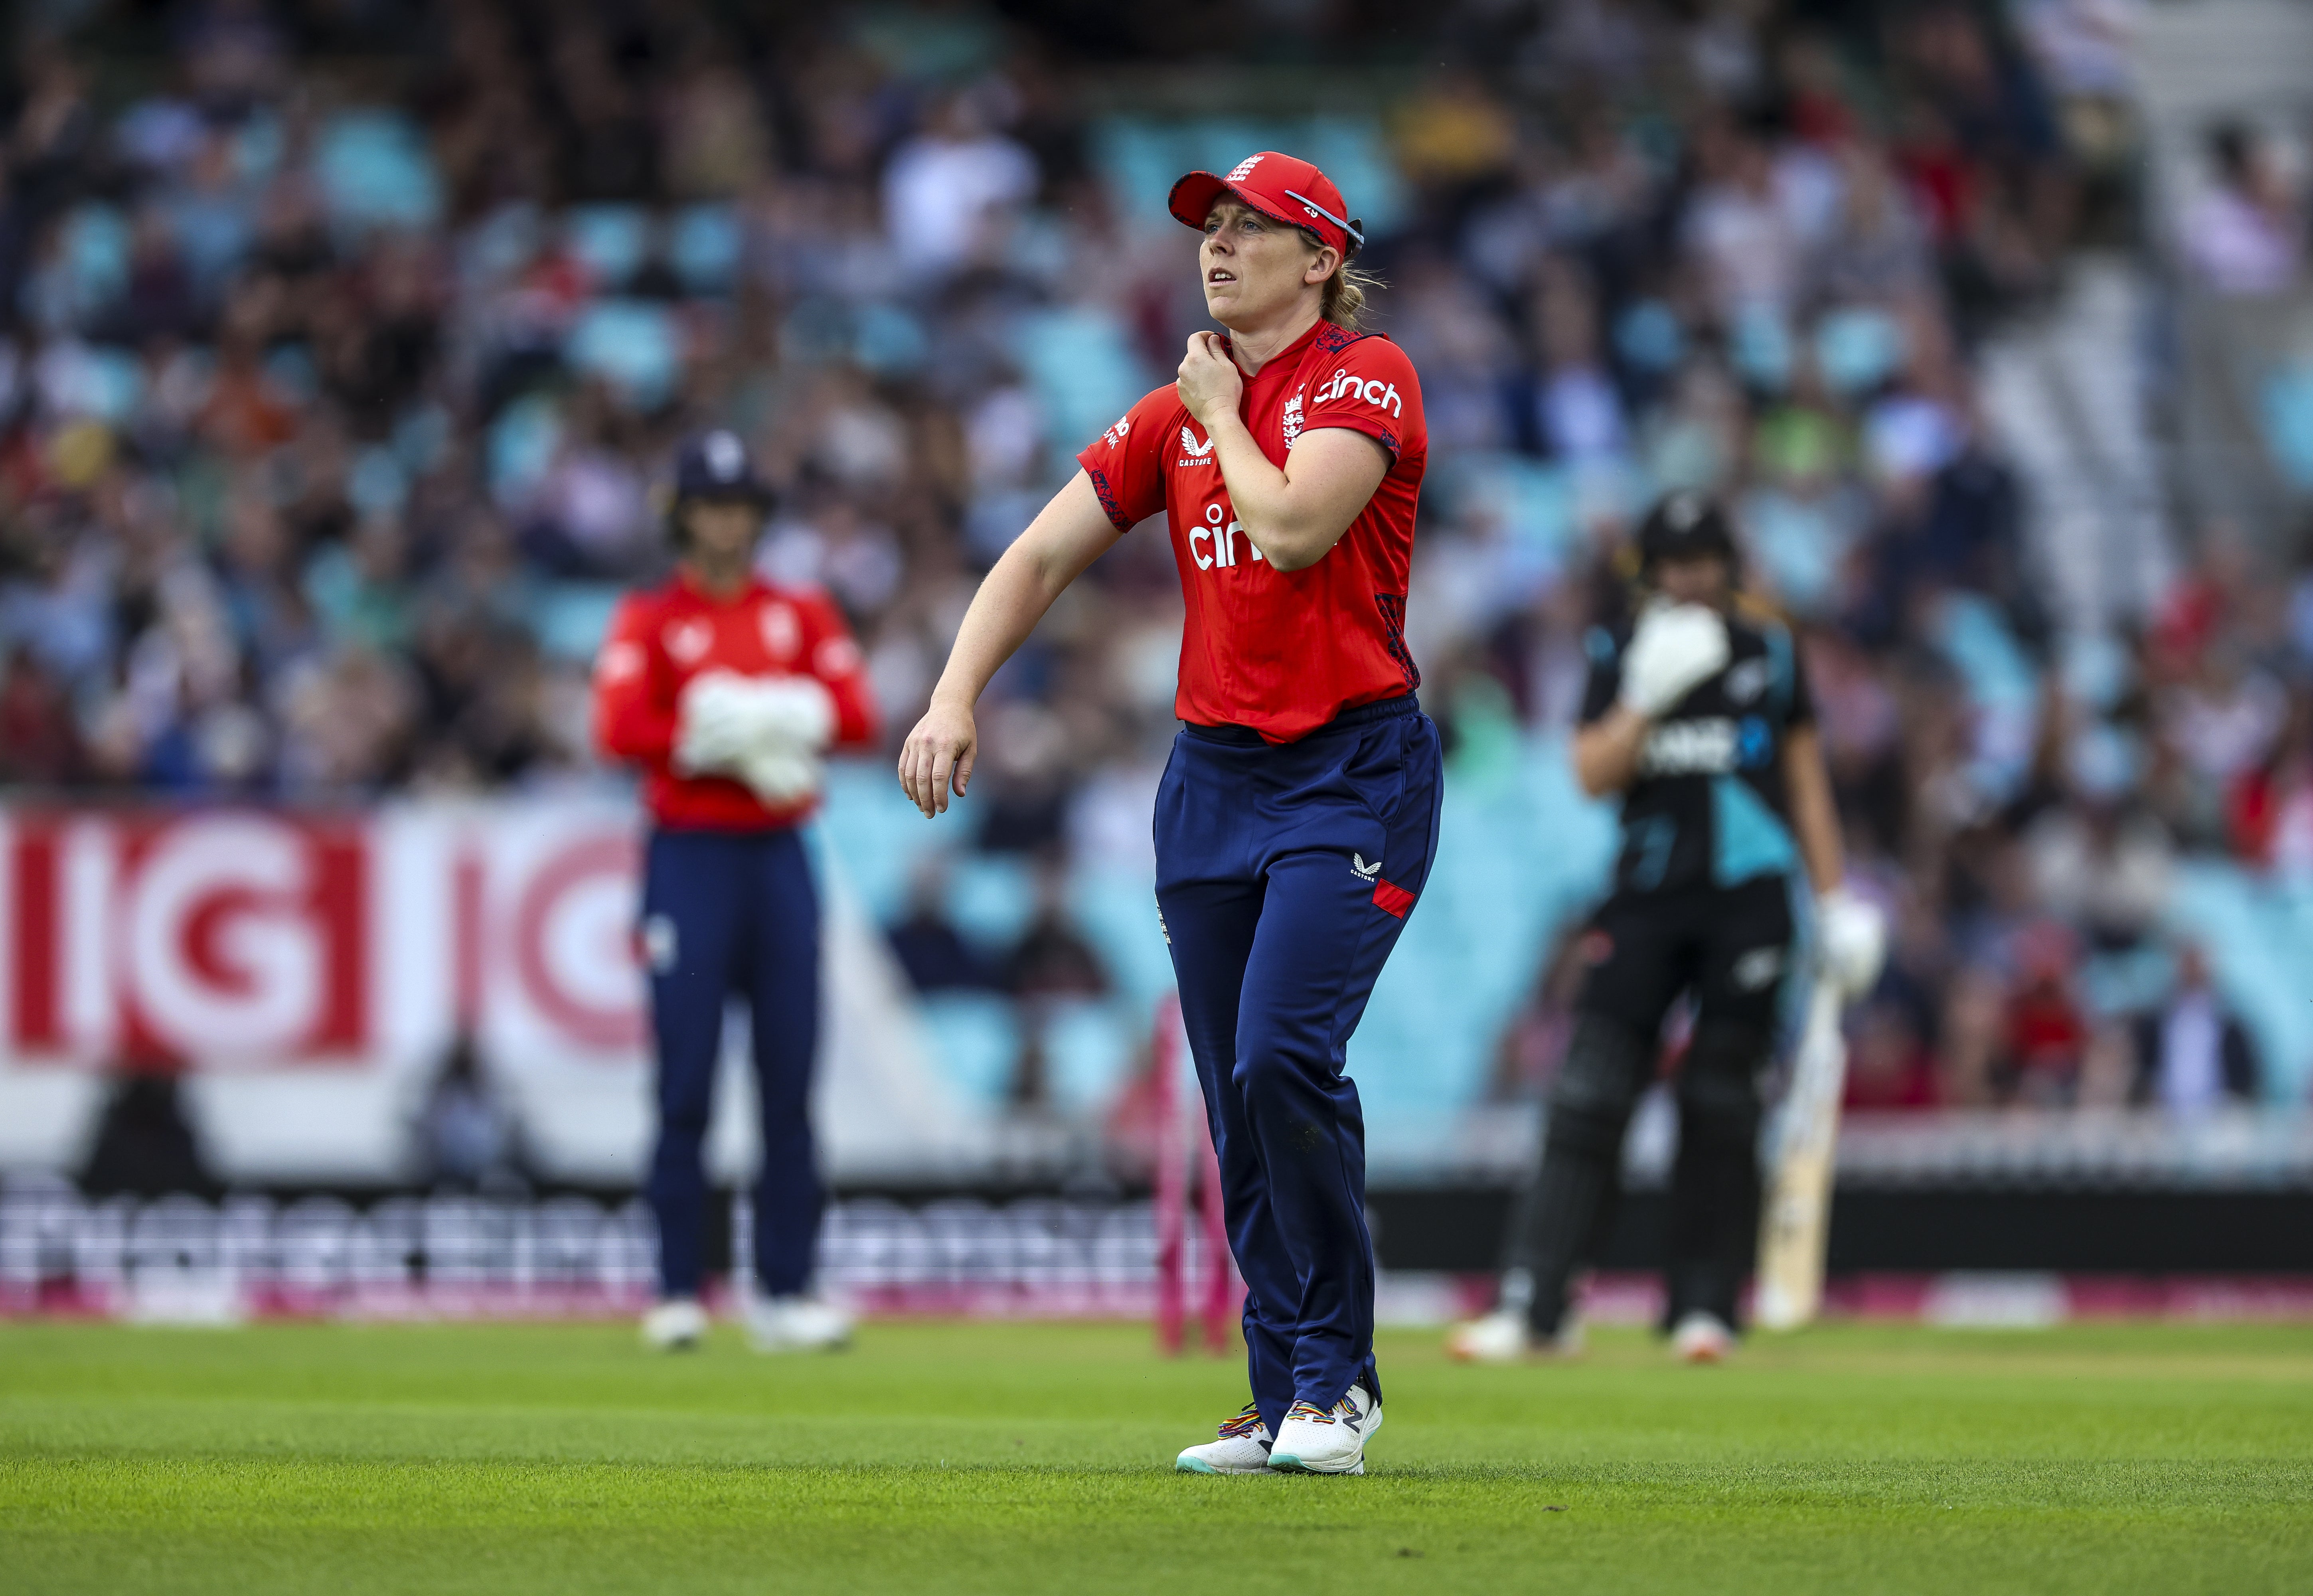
[{"x1": 1371, "y1": 878, "x2": 1414, "y2": 919}]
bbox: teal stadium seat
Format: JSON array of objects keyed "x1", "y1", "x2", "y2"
[
  {"x1": 566, "y1": 300, "x2": 680, "y2": 409},
  {"x1": 1036, "y1": 998, "x2": 1137, "y2": 1114},
  {"x1": 670, "y1": 205, "x2": 743, "y2": 296},
  {"x1": 1012, "y1": 306, "x2": 1151, "y2": 461},
  {"x1": 2259, "y1": 364, "x2": 2313, "y2": 491},
  {"x1": 2166, "y1": 861, "x2": 2313, "y2": 1102},
  {"x1": 913, "y1": 991, "x2": 1023, "y2": 1107},
  {"x1": 565, "y1": 205, "x2": 650, "y2": 289},
  {"x1": 531, "y1": 583, "x2": 624, "y2": 664},
  {"x1": 59, "y1": 204, "x2": 130, "y2": 319},
  {"x1": 314, "y1": 111, "x2": 442, "y2": 233}
]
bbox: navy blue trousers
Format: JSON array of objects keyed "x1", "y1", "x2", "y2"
[
  {"x1": 640, "y1": 827, "x2": 822, "y2": 1300},
  {"x1": 1154, "y1": 695, "x2": 1443, "y2": 1433}
]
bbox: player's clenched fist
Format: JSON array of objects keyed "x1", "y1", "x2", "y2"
[
  {"x1": 1175, "y1": 332, "x2": 1243, "y2": 430},
  {"x1": 898, "y1": 697, "x2": 977, "y2": 818}
]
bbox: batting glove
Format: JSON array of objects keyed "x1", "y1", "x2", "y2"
[
  {"x1": 1816, "y1": 884, "x2": 1887, "y2": 998},
  {"x1": 1618, "y1": 602, "x2": 1731, "y2": 719}
]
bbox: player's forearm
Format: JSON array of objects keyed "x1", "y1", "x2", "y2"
[
  {"x1": 1794, "y1": 798, "x2": 1843, "y2": 896},
  {"x1": 1783, "y1": 729, "x2": 1845, "y2": 894},
  {"x1": 1205, "y1": 414, "x2": 1340, "y2": 573},
  {"x1": 928, "y1": 478, "x2": 1110, "y2": 710},
  {"x1": 929, "y1": 545, "x2": 1060, "y2": 711},
  {"x1": 1572, "y1": 707, "x2": 1650, "y2": 796}
]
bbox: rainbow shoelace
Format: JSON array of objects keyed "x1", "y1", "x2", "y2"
[{"x1": 1215, "y1": 1402, "x2": 1265, "y2": 1439}]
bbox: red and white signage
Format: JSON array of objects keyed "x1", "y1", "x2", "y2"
[
  {"x1": 0, "y1": 804, "x2": 647, "y2": 1073},
  {"x1": 8, "y1": 811, "x2": 369, "y2": 1067},
  {"x1": 0, "y1": 797, "x2": 975, "y2": 1185},
  {"x1": 0, "y1": 802, "x2": 654, "y2": 1180}
]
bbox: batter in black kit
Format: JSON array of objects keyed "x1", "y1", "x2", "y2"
[{"x1": 1448, "y1": 492, "x2": 1885, "y2": 1365}]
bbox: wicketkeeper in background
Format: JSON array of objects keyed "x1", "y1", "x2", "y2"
[
  {"x1": 593, "y1": 430, "x2": 879, "y2": 1353},
  {"x1": 1448, "y1": 492, "x2": 1883, "y2": 1364}
]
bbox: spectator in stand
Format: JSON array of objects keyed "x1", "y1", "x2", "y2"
[
  {"x1": 1843, "y1": 998, "x2": 1944, "y2": 1112},
  {"x1": 415, "y1": 1033, "x2": 520, "y2": 1189},
  {"x1": 0, "y1": 645, "x2": 81, "y2": 783},
  {"x1": 885, "y1": 854, "x2": 997, "y2": 992},
  {"x1": 2179, "y1": 122, "x2": 2304, "y2": 297},
  {"x1": 2230, "y1": 689, "x2": 2313, "y2": 878},
  {"x1": 1003, "y1": 860, "x2": 1110, "y2": 1003},
  {"x1": 2131, "y1": 944, "x2": 2262, "y2": 1113},
  {"x1": 2003, "y1": 921, "x2": 2088, "y2": 1106},
  {"x1": 1000, "y1": 859, "x2": 1111, "y2": 1110},
  {"x1": 2028, "y1": 729, "x2": 2176, "y2": 952}
]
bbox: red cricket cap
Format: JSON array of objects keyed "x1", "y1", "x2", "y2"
[{"x1": 1167, "y1": 151, "x2": 1364, "y2": 257}]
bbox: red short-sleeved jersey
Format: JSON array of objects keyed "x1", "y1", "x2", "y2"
[
  {"x1": 592, "y1": 573, "x2": 879, "y2": 830},
  {"x1": 1076, "y1": 319, "x2": 1427, "y2": 743}
]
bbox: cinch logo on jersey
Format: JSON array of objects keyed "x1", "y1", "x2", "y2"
[
  {"x1": 1178, "y1": 426, "x2": 1216, "y2": 465},
  {"x1": 1315, "y1": 367, "x2": 1403, "y2": 417},
  {"x1": 1189, "y1": 502, "x2": 1263, "y2": 570}
]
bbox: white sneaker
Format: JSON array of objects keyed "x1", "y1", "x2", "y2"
[
  {"x1": 744, "y1": 1293, "x2": 853, "y2": 1353},
  {"x1": 1174, "y1": 1402, "x2": 1274, "y2": 1474},
  {"x1": 1268, "y1": 1380, "x2": 1381, "y2": 1475},
  {"x1": 640, "y1": 1297, "x2": 708, "y2": 1351},
  {"x1": 1671, "y1": 1310, "x2": 1734, "y2": 1364},
  {"x1": 1444, "y1": 1308, "x2": 1586, "y2": 1363}
]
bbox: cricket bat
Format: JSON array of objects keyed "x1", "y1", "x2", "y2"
[{"x1": 1754, "y1": 978, "x2": 1849, "y2": 1331}]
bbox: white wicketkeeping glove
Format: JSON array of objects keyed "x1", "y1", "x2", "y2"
[
  {"x1": 674, "y1": 670, "x2": 837, "y2": 785},
  {"x1": 733, "y1": 743, "x2": 826, "y2": 806},
  {"x1": 674, "y1": 672, "x2": 752, "y2": 774},
  {"x1": 1617, "y1": 601, "x2": 1731, "y2": 718},
  {"x1": 1817, "y1": 883, "x2": 1887, "y2": 998}
]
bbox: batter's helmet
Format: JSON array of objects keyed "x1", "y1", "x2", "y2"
[{"x1": 1635, "y1": 490, "x2": 1738, "y2": 578}]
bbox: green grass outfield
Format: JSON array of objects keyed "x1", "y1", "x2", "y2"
[{"x1": 4, "y1": 1317, "x2": 2311, "y2": 1594}]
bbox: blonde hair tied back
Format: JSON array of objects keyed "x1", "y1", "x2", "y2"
[{"x1": 1300, "y1": 225, "x2": 1383, "y2": 331}]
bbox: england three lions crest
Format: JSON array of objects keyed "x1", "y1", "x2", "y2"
[{"x1": 1282, "y1": 393, "x2": 1305, "y2": 447}]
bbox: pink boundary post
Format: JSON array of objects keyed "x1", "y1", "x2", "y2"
[
  {"x1": 1194, "y1": 1092, "x2": 1242, "y2": 1353},
  {"x1": 1152, "y1": 991, "x2": 1187, "y2": 1355}
]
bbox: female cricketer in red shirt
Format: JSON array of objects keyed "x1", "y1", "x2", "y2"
[
  {"x1": 900, "y1": 153, "x2": 1436, "y2": 1475},
  {"x1": 595, "y1": 430, "x2": 878, "y2": 1355}
]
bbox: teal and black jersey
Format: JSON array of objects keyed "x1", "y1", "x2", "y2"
[{"x1": 1578, "y1": 606, "x2": 1813, "y2": 898}]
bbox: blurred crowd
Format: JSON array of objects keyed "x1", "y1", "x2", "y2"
[{"x1": 2, "y1": 0, "x2": 2311, "y2": 1119}]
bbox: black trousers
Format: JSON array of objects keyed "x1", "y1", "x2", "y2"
[{"x1": 1503, "y1": 874, "x2": 1796, "y2": 1333}]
